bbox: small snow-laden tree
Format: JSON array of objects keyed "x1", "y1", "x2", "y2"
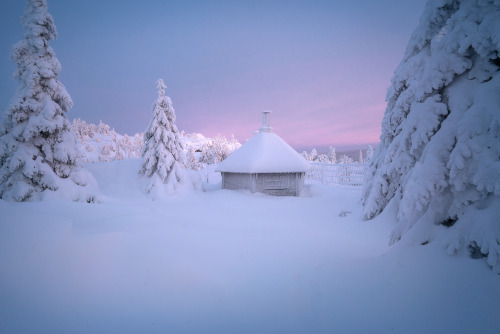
[
  {"x1": 300, "y1": 148, "x2": 319, "y2": 162},
  {"x1": 228, "y1": 135, "x2": 241, "y2": 152},
  {"x1": 359, "y1": 150, "x2": 364, "y2": 164},
  {"x1": 98, "y1": 143, "x2": 115, "y2": 162},
  {"x1": 186, "y1": 146, "x2": 200, "y2": 170},
  {"x1": 199, "y1": 141, "x2": 214, "y2": 165},
  {"x1": 213, "y1": 134, "x2": 233, "y2": 163},
  {"x1": 211, "y1": 134, "x2": 228, "y2": 163},
  {"x1": 329, "y1": 146, "x2": 337, "y2": 164},
  {"x1": 0, "y1": 0, "x2": 97, "y2": 202},
  {"x1": 115, "y1": 142, "x2": 123, "y2": 160},
  {"x1": 132, "y1": 133, "x2": 144, "y2": 157},
  {"x1": 72, "y1": 118, "x2": 87, "y2": 139},
  {"x1": 139, "y1": 79, "x2": 191, "y2": 197},
  {"x1": 362, "y1": 0, "x2": 500, "y2": 272},
  {"x1": 366, "y1": 145, "x2": 374, "y2": 162},
  {"x1": 120, "y1": 134, "x2": 133, "y2": 158},
  {"x1": 309, "y1": 148, "x2": 318, "y2": 162},
  {"x1": 97, "y1": 120, "x2": 111, "y2": 135},
  {"x1": 111, "y1": 130, "x2": 123, "y2": 160},
  {"x1": 87, "y1": 123, "x2": 96, "y2": 138}
]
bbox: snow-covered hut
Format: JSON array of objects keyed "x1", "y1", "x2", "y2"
[{"x1": 216, "y1": 111, "x2": 309, "y2": 196}]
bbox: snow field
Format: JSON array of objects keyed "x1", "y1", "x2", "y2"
[{"x1": 0, "y1": 159, "x2": 498, "y2": 333}]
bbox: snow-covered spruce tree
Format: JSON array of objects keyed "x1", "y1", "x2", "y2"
[
  {"x1": 362, "y1": 0, "x2": 500, "y2": 272},
  {"x1": 139, "y1": 79, "x2": 190, "y2": 196},
  {"x1": 0, "y1": 0, "x2": 97, "y2": 202}
]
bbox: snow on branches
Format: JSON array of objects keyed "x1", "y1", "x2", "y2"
[{"x1": 362, "y1": 0, "x2": 500, "y2": 272}]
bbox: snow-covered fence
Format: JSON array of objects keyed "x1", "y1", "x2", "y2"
[
  {"x1": 200, "y1": 162, "x2": 369, "y2": 190},
  {"x1": 306, "y1": 162, "x2": 368, "y2": 189}
]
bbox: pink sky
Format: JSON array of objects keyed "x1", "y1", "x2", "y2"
[{"x1": 174, "y1": 57, "x2": 392, "y2": 149}]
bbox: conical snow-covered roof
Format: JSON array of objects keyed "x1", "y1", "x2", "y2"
[{"x1": 216, "y1": 112, "x2": 309, "y2": 173}]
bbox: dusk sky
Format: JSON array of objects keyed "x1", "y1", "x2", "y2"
[{"x1": 0, "y1": 0, "x2": 427, "y2": 150}]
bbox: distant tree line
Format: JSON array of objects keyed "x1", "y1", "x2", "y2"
[
  {"x1": 72, "y1": 119, "x2": 242, "y2": 169},
  {"x1": 72, "y1": 119, "x2": 144, "y2": 162},
  {"x1": 301, "y1": 145, "x2": 374, "y2": 164}
]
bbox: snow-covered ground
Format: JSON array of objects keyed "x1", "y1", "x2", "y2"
[{"x1": 0, "y1": 159, "x2": 498, "y2": 334}]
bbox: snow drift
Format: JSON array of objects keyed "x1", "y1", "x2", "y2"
[{"x1": 1, "y1": 159, "x2": 498, "y2": 333}]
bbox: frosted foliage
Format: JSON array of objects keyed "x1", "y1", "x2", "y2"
[
  {"x1": 301, "y1": 148, "x2": 334, "y2": 163},
  {"x1": 338, "y1": 154, "x2": 354, "y2": 165},
  {"x1": 309, "y1": 149, "x2": 318, "y2": 162},
  {"x1": 199, "y1": 134, "x2": 240, "y2": 165},
  {"x1": 316, "y1": 154, "x2": 330, "y2": 163},
  {"x1": 362, "y1": 0, "x2": 500, "y2": 271},
  {"x1": 186, "y1": 147, "x2": 200, "y2": 170},
  {"x1": 366, "y1": 145, "x2": 374, "y2": 162},
  {"x1": 0, "y1": 0, "x2": 96, "y2": 202},
  {"x1": 139, "y1": 79, "x2": 188, "y2": 195},
  {"x1": 72, "y1": 119, "x2": 144, "y2": 162},
  {"x1": 329, "y1": 146, "x2": 337, "y2": 164}
]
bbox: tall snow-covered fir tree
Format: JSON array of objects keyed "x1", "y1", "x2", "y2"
[
  {"x1": 139, "y1": 79, "x2": 189, "y2": 196},
  {"x1": 362, "y1": 0, "x2": 500, "y2": 272},
  {"x1": 0, "y1": 0, "x2": 97, "y2": 202}
]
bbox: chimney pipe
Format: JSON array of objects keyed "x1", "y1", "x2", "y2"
[{"x1": 260, "y1": 110, "x2": 272, "y2": 133}]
